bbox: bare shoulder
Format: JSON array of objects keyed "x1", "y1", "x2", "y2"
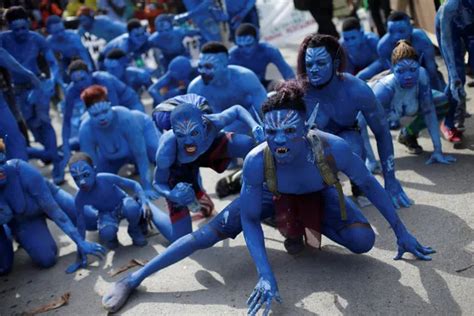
[{"x1": 242, "y1": 143, "x2": 266, "y2": 185}]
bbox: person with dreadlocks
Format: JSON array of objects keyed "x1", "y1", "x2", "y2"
[
  {"x1": 240, "y1": 81, "x2": 435, "y2": 316},
  {"x1": 297, "y1": 33, "x2": 411, "y2": 209},
  {"x1": 360, "y1": 40, "x2": 456, "y2": 164}
]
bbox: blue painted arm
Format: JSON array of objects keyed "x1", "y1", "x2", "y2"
[
  {"x1": 153, "y1": 132, "x2": 195, "y2": 205},
  {"x1": 148, "y1": 73, "x2": 171, "y2": 105},
  {"x1": 71, "y1": 34, "x2": 95, "y2": 71},
  {"x1": 41, "y1": 42, "x2": 63, "y2": 88},
  {"x1": 268, "y1": 47, "x2": 295, "y2": 80},
  {"x1": 206, "y1": 105, "x2": 260, "y2": 132},
  {"x1": 415, "y1": 31, "x2": 444, "y2": 91},
  {"x1": 0, "y1": 48, "x2": 41, "y2": 87},
  {"x1": 357, "y1": 59, "x2": 386, "y2": 81},
  {"x1": 78, "y1": 121, "x2": 99, "y2": 165},
  {"x1": 74, "y1": 198, "x2": 86, "y2": 239},
  {"x1": 123, "y1": 117, "x2": 153, "y2": 191},
  {"x1": 102, "y1": 173, "x2": 149, "y2": 204},
  {"x1": 61, "y1": 89, "x2": 76, "y2": 157},
  {"x1": 334, "y1": 139, "x2": 434, "y2": 260},
  {"x1": 175, "y1": 0, "x2": 213, "y2": 23},
  {"x1": 240, "y1": 149, "x2": 282, "y2": 314},
  {"x1": 358, "y1": 81, "x2": 412, "y2": 208}
]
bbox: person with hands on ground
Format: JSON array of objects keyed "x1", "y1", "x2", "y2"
[
  {"x1": 153, "y1": 99, "x2": 264, "y2": 242},
  {"x1": 299, "y1": 33, "x2": 411, "y2": 208},
  {"x1": 68, "y1": 152, "x2": 153, "y2": 262},
  {"x1": 78, "y1": 85, "x2": 160, "y2": 200},
  {"x1": 0, "y1": 139, "x2": 105, "y2": 276},
  {"x1": 240, "y1": 82, "x2": 435, "y2": 316},
  {"x1": 360, "y1": 40, "x2": 456, "y2": 165}
]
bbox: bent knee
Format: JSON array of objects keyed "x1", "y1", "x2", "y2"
[
  {"x1": 344, "y1": 225, "x2": 375, "y2": 254},
  {"x1": 31, "y1": 250, "x2": 57, "y2": 268},
  {"x1": 100, "y1": 225, "x2": 119, "y2": 242}
]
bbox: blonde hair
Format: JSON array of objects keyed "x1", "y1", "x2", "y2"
[{"x1": 391, "y1": 40, "x2": 418, "y2": 65}]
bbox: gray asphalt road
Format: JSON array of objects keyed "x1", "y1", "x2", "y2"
[{"x1": 1, "y1": 44, "x2": 473, "y2": 316}]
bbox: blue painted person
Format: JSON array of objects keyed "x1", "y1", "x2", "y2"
[
  {"x1": 78, "y1": 85, "x2": 159, "y2": 199},
  {"x1": 239, "y1": 82, "x2": 435, "y2": 315},
  {"x1": 148, "y1": 14, "x2": 200, "y2": 72},
  {"x1": 148, "y1": 55, "x2": 195, "y2": 105},
  {"x1": 0, "y1": 139, "x2": 105, "y2": 275},
  {"x1": 229, "y1": 23, "x2": 295, "y2": 90},
  {"x1": 0, "y1": 6, "x2": 66, "y2": 183},
  {"x1": 152, "y1": 99, "x2": 264, "y2": 241},
  {"x1": 377, "y1": 11, "x2": 445, "y2": 91},
  {"x1": 340, "y1": 17, "x2": 384, "y2": 81},
  {"x1": 298, "y1": 34, "x2": 411, "y2": 208},
  {"x1": 77, "y1": 6, "x2": 127, "y2": 43},
  {"x1": 361, "y1": 41, "x2": 456, "y2": 167},
  {"x1": 188, "y1": 42, "x2": 267, "y2": 134},
  {"x1": 62, "y1": 59, "x2": 144, "y2": 165},
  {"x1": 104, "y1": 48, "x2": 152, "y2": 93},
  {"x1": 436, "y1": 0, "x2": 474, "y2": 142}
]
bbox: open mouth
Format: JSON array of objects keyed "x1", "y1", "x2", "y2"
[
  {"x1": 276, "y1": 147, "x2": 289, "y2": 154},
  {"x1": 0, "y1": 172, "x2": 5, "y2": 180},
  {"x1": 185, "y1": 145, "x2": 197, "y2": 155},
  {"x1": 99, "y1": 121, "x2": 108, "y2": 126}
]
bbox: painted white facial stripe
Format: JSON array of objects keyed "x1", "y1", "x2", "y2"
[
  {"x1": 305, "y1": 47, "x2": 331, "y2": 63},
  {"x1": 265, "y1": 110, "x2": 301, "y2": 129},
  {"x1": 175, "y1": 119, "x2": 199, "y2": 134}
]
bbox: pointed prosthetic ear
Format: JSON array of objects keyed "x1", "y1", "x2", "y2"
[{"x1": 418, "y1": 52, "x2": 424, "y2": 64}]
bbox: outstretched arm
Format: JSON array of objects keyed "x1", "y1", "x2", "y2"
[
  {"x1": 359, "y1": 82, "x2": 412, "y2": 208},
  {"x1": 148, "y1": 73, "x2": 171, "y2": 105},
  {"x1": 206, "y1": 105, "x2": 264, "y2": 142},
  {"x1": 333, "y1": 138, "x2": 435, "y2": 260},
  {"x1": 0, "y1": 48, "x2": 41, "y2": 88},
  {"x1": 175, "y1": 0, "x2": 213, "y2": 23},
  {"x1": 21, "y1": 162, "x2": 105, "y2": 270},
  {"x1": 41, "y1": 41, "x2": 64, "y2": 88},
  {"x1": 243, "y1": 72, "x2": 267, "y2": 114},
  {"x1": 357, "y1": 59, "x2": 386, "y2": 81},
  {"x1": 416, "y1": 31, "x2": 444, "y2": 91},
  {"x1": 268, "y1": 47, "x2": 295, "y2": 80},
  {"x1": 241, "y1": 149, "x2": 281, "y2": 315}
]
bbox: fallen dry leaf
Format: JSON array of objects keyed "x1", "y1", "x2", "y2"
[
  {"x1": 23, "y1": 292, "x2": 71, "y2": 315},
  {"x1": 108, "y1": 259, "x2": 149, "y2": 277}
]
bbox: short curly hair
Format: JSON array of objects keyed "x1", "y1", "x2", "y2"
[
  {"x1": 262, "y1": 80, "x2": 306, "y2": 115},
  {"x1": 80, "y1": 85, "x2": 108, "y2": 108}
]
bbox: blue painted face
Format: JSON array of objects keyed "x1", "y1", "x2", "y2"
[
  {"x1": 104, "y1": 58, "x2": 127, "y2": 78},
  {"x1": 171, "y1": 109, "x2": 207, "y2": 163},
  {"x1": 264, "y1": 109, "x2": 307, "y2": 164},
  {"x1": 70, "y1": 160, "x2": 96, "y2": 191},
  {"x1": 0, "y1": 152, "x2": 7, "y2": 187},
  {"x1": 88, "y1": 101, "x2": 114, "y2": 128},
  {"x1": 129, "y1": 26, "x2": 148, "y2": 47},
  {"x1": 168, "y1": 56, "x2": 192, "y2": 80},
  {"x1": 393, "y1": 58, "x2": 420, "y2": 89},
  {"x1": 9, "y1": 19, "x2": 29, "y2": 42},
  {"x1": 342, "y1": 29, "x2": 364, "y2": 50},
  {"x1": 197, "y1": 53, "x2": 228, "y2": 85},
  {"x1": 155, "y1": 19, "x2": 173, "y2": 33},
  {"x1": 305, "y1": 47, "x2": 334, "y2": 87},
  {"x1": 47, "y1": 22, "x2": 66, "y2": 40},
  {"x1": 236, "y1": 35, "x2": 257, "y2": 56},
  {"x1": 70, "y1": 70, "x2": 92, "y2": 91},
  {"x1": 387, "y1": 20, "x2": 412, "y2": 43},
  {"x1": 79, "y1": 15, "x2": 93, "y2": 30}
]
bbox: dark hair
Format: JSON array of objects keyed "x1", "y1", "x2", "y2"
[
  {"x1": 127, "y1": 19, "x2": 142, "y2": 32},
  {"x1": 387, "y1": 11, "x2": 410, "y2": 22},
  {"x1": 46, "y1": 15, "x2": 62, "y2": 28},
  {"x1": 342, "y1": 17, "x2": 361, "y2": 32},
  {"x1": 391, "y1": 40, "x2": 418, "y2": 65},
  {"x1": 262, "y1": 80, "x2": 306, "y2": 114},
  {"x1": 0, "y1": 138, "x2": 5, "y2": 153},
  {"x1": 77, "y1": 6, "x2": 94, "y2": 17},
  {"x1": 106, "y1": 48, "x2": 127, "y2": 60},
  {"x1": 69, "y1": 151, "x2": 94, "y2": 167},
  {"x1": 201, "y1": 42, "x2": 228, "y2": 55},
  {"x1": 296, "y1": 33, "x2": 346, "y2": 79},
  {"x1": 4, "y1": 6, "x2": 29, "y2": 24},
  {"x1": 68, "y1": 59, "x2": 89, "y2": 74},
  {"x1": 236, "y1": 23, "x2": 257, "y2": 38},
  {"x1": 80, "y1": 85, "x2": 108, "y2": 108}
]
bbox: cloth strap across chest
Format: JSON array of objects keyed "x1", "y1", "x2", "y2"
[{"x1": 264, "y1": 130, "x2": 347, "y2": 220}]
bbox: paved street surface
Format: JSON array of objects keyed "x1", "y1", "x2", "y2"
[{"x1": 1, "y1": 37, "x2": 473, "y2": 316}]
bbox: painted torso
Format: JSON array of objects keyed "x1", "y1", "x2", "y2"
[
  {"x1": 149, "y1": 29, "x2": 186, "y2": 57},
  {"x1": 76, "y1": 175, "x2": 126, "y2": 213},
  {"x1": 342, "y1": 32, "x2": 379, "y2": 69},
  {"x1": 229, "y1": 43, "x2": 274, "y2": 81},
  {"x1": 47, "y1": 30, "x2": 84, "y2": 62}
]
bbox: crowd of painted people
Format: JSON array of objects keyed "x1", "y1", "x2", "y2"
[{"x1": 0, "y1": 1, "x2": 472, "y2": 315}]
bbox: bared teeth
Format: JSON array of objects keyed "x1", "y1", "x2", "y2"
[{"x1": 276, "y1": 147, "x2": 288, "y2": 154}]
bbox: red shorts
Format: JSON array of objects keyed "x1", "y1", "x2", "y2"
[{"x1": 274, "y1": 191, "x2": 324, "y2": 240}]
